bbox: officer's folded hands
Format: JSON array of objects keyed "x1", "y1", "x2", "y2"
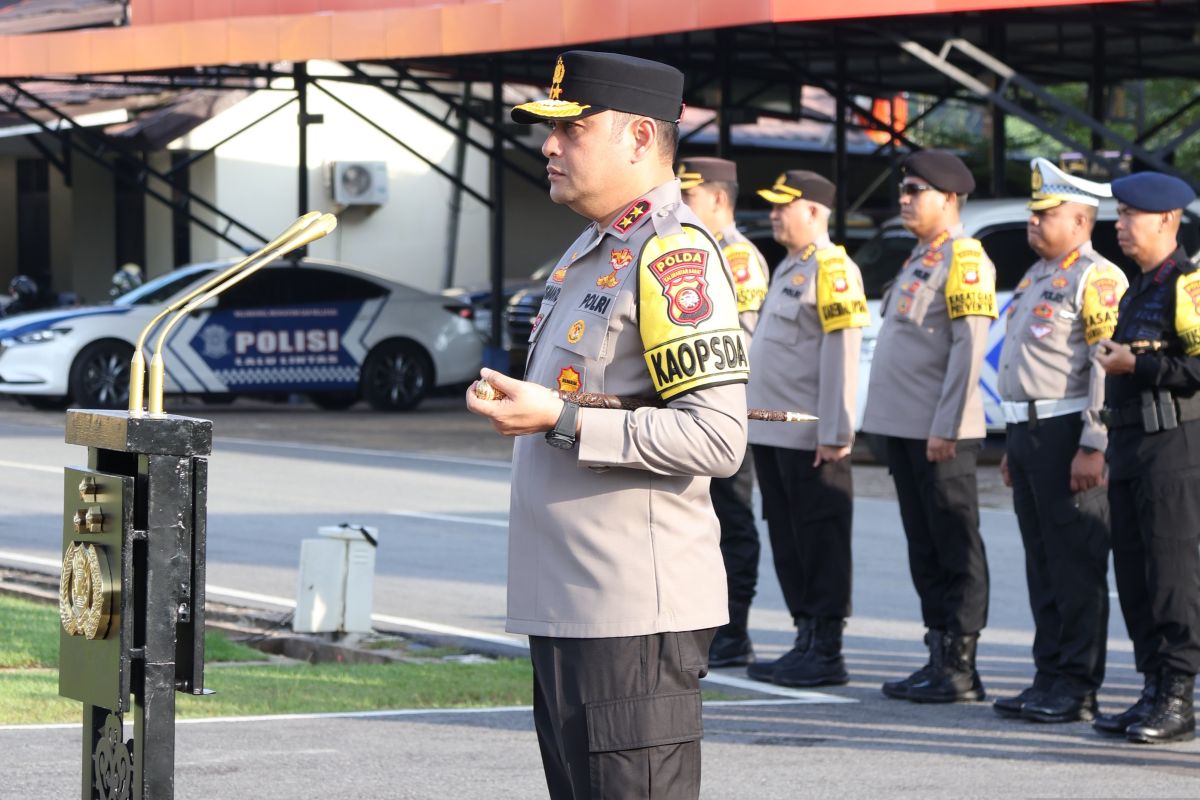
[{"x1": 466, "y1": 368, "x2": 568, "y2": 436}]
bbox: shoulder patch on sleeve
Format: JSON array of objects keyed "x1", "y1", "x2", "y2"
[
  {"x1": 945, "y1": 238, "x2": 998, "y2": 320},
  {"x1": 640, "y1": 225, "x2": 749, "y2": 400},
  {"x1": 815, "y1": 246, "x2": 870, "y2": 333},
  {"x1": 724, "y1": 241, "x2": 768, "y2": 314},
  {"x1": 1175, "y1": 270, "x2": 1200, "y2": 356},
  {"x1": 1081, "y1": 261, "x2": 1127, "y2": 345}
]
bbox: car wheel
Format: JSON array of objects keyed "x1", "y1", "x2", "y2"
[
  {"x1": 69, "y1": 340, "x2": 134, "y2": 410},
  {"x1": 361, "y1": 340, "x2": 432, "y2": 412},
  {"x1": 309, "y1": 391, "x2": 359, "y2": 411}
]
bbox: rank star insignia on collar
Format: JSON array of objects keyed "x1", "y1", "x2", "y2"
[
  {"x1": 1060, "y1": 250, "x2": 1081, "y2": 270},
  {"x1": 799, "y1": 244, "x2": 817, "y2": 261},
  {"x1": 612, "y1": 199, "x2": 651, "y2": 233}
]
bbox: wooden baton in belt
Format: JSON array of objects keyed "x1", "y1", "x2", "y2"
[{"x1": 473, "y1": 379, "x2": 816, "y2": 422}]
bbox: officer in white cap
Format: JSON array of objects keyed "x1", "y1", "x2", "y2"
[{"x1": 993, "y1": 157, "x2": 1127, "y2": 724}]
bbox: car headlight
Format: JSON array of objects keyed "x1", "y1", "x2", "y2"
[{"x1": 3, "y1": 326, "x2": 73, "y2": 346}]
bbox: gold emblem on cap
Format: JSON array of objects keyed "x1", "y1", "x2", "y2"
[
  {"x1": 549, "y1": 56, "x2": 565, "y2": 101},
  {"x1": 1031, "y1": 167, "x2": 1044, "y2": 193},
  {"x1": 567, "y1": 319, "x2": 585, "y2": 343}
]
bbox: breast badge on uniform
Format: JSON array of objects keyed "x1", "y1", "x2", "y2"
[
  {"x1": 597, "y1": 248, "x2": 633, "y2": 288},
  {"x1": 1033, "y1": 303, "x2": 1054, "y2": 319},
  {"x1": 1017, "y1": 277, "x2": 1032, "y2": 290},
  {"x1": 567, "y1": 319, "x2": 585, "y2": 343},
  {"x1": 556, "y1": 366, "x2": 582, "y2": 393},
  {"x1": 1052, "y1": 276, "x2": 1069, "y2": 289},
  {"x1": 792, "y1": 274, "x2": 806, "y2": 285},
  {"x1": 552, "y1": 266, "x2": 567, "y2": 283}
]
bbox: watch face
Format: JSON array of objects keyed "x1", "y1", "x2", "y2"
[{"x1": 545, "y1": 432, "x2": 575, "y2": 450}]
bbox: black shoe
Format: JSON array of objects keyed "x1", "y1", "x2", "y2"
[
  {"x1": 882, "y1": 629, "x2": 943, "y2": 700},
  {"x1": 774, "y1": 618, "x2": 849, "y2": 688},
  {"x1": 907, "y1": 632, "x2": 986, "y2": 703},
  {"x1": 993, "y1": 686, "x2": 1049, "y2": 719},
  {"x1": 708, "y1": 630, "x2": 755, "y2": 668},
  {"x1": 1127, "y1": 668, "x2": 1195, "y2": 744},
  {"x1": 1022, "y1": 690, "x2": 1098, "y2": 723},
  {"x1": 1094, "y1": 673, "x2": 1159, "y2": 736},
  {"x1": 747, "y1": 618, "x2": 812, "y2": 684}
]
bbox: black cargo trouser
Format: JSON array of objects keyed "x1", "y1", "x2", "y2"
[
  {"x1": 529, "y1": 629, "x2": 715, "y2": 800},
  {"x1": 710, "y1": 445, "x2": 759, "y2": 608},
  {"x1": 1006, "y1": 415, "x2": 1110, "y2": 692},
  {"x1": 883, "y1": 435, "x2": 989, "y2": 635},
  {"x1": 752, "y1": 444, "x2": 853, "y2": 620},
  {"x1": 1109, "y1": 435, "x2": 1200, "y2": 675}
]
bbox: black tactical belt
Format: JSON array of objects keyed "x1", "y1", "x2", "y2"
[{"x1": 1102, "y1": 394, "x2": 1200, "y2": 430}]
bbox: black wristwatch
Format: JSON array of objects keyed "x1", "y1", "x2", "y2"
[{"x1": 545, "y1": 401, "x2": 580, "y2": 450}]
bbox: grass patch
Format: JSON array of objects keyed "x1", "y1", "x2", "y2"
[{"x1": 0, "y1": 593, "x2": 59, "y2": 669}]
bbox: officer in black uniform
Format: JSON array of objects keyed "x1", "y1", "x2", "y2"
[{"x1": 1094, "y1": 171, "x2": 1200, "y2": 744}]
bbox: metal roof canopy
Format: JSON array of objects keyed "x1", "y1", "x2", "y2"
[{"x1": 6, "y1": 1, "x2": 1200, "y2": 362}]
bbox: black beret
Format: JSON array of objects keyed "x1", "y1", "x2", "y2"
[
  {"x1": 511, "y1": 51, "x2": 683, "y2": 124},
  {"x1": 1111, "y1": 171, "x2": 1197, "y2": 213},
  {"x1": 677, "y1": 157, "x2": 738, "y2": 189},
  {"x1": 757, "y1": 170, "x2": 835, "y2": 209},
  {"x1": 903, "y1": 150, "x2": 976, "y2": 194}
]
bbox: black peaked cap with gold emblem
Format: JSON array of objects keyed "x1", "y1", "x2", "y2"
[
  {"x1": 677, "y1": 157, "x2": 738, "y2": 190},
  {"x1": 511, "y1": 51, "x2": 684, "y2": 124},
  {"x1": 902, "y1": 150, "x2": 976, "y2": 194},
  {"x1": 757, "y1": 170, "x2": 836, "y2": 209}
]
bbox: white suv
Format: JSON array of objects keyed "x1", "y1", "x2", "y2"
[{"x1": 851, "y1": 198, "x2": 1200, "y2": 433}]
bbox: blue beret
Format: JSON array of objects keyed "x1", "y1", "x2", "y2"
[
  {"x1": 1111, "y1": 171, "x2": 1197, "y2": 213},
  {"x1": 903, "y1": 149, "x2": 976, "y2": 194}
]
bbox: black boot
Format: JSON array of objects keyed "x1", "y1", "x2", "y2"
[
  {"x1": 1126, "y1": 668, "x2": 1195, "y2": 744},
  {"x1": 1021, "y1": 685, "x2": 1098, "y2": 724},
  {"x1": 747, "y1": 617, "x2": 812, "y2": 684},
  {"x1": 882, "y1": 629, "x2": 943, "y2": 700},
  {"x1": 993, "y1": 674, "x2": 1054, "y2": 719},
  {"x1": 907, "y1": 632, "x2": 986, "y2": 703},
  {"x1": 774, "y1": 618, "x2": 849, "y2": 687},
  {"x1": 1094, "y1": 672, "x2": 1158, "y2": 735},
  {"x1": 709, "y1": 602, "x2": 755, "y2": 668}
]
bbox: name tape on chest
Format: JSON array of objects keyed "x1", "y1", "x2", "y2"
[
  {"x1": 944, "y1": 238, "x2": 998, "y2": 320},
  {"x1": 815, "y1": 246, "x2": 870, "y2": 333},
  {"x1": 639, "y1": 226, "x2": 749, "y2": 399}
]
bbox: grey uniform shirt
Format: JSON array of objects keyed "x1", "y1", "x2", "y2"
[
  {"x1": 862, "y1": 225, "x2": 997, "y2": 441},
  {"x1": 747, "y1": 234, "x2": 866, "y2": 450},
  {"x1": 507, "y1": 179, "x2": 748, "y2": 639},
  {"x1": 997, "y1": 241, "x2": 1128, "y2": 451}
]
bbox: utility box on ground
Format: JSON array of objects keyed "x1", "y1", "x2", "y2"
[{"x1": 293, "y1": 524, "x2": 378, "y2": 634}]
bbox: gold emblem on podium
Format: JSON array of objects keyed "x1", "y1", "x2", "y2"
[{"x1": 59, "y1": 542, "x2": 112, "y2": 640}]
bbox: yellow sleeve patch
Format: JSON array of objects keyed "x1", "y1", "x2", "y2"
[
  {"x1": 640, "y1": 226, "x2": 749, "y2": 400},
  {"x1": 724, "y1": 242, "x2": 768, "y2": 315},
  {"x1": 1082, "y1": 263, "x2": 1127, "y2": 345},
  {"x1": 945, "y1": 238, "x2": 998, "y2": 319},
  {"x1": 815, "y1": 246, "x2": 870, "y2": 333},
  {"x1": 1176, "y1": 271, "x2": 1200, "y2": 357}
]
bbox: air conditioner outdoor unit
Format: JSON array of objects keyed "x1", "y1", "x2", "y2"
[{"x1": 330, "y1": 160, "x2": 388, "y2": 206}]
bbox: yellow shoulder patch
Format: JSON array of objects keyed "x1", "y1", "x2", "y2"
[
  {"x1": 723, "y1": 241, "x2": 768, "y2": 315},
  {"x1": 1082, "y1": 263, "x2": 1127, "y2": 345},
  {"x1": 945, "y1": 238, "x2": 998, "y2": 320},
  {"x1": 1176, "y1": 270, "x2": 1200, "y2": 356},
  {"x1": 814, "y1": 246, "x2": 870, "y2": 333},
  {"x1": 639, "y1": 226, "x2": 749, "y2": 400}
]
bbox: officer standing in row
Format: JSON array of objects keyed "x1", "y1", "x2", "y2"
[
  {"x1": 863, "y1": 150, "x2": 997, "y2": 703},
  {"x1": 678, "y1": 157, "x2": 771, "y2": 668},
  {"x1": 466, "y1": 51, "x2": 749, "y2": 798},
  {"x1": 1095, "y1": 171, "x2": 1200, "y2": 744},
  {"x1": 994, "y1": 158, "x2": 1126, "y2": 723},
  {"x1": 743, "y1": 171, "x2": 868, "y2": 687}
]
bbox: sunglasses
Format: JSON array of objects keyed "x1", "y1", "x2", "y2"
[{"x1": 898, "y1": 182, "x2": 938, "y2": 196}]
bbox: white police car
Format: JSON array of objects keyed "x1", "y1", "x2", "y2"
[
  {"x1": 0, "y1": 258, "x2": 482, "y2": 411},
  {"x1": 853, "y1": 197, "x2": 1200, "y2": 432}
]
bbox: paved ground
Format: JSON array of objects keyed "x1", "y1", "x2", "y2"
[{"x1": 2, "y1": 396, "x2": 1198, "y2": 799}]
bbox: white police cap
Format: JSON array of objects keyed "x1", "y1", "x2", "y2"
[{"x1": 1028, "y1": 157, "x2": 1112, "y2": 210}]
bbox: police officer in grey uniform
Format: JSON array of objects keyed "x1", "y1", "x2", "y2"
[
  {"x1": 466, "y1": 51, "x2": 748, "y2": 799},
  {"x1": 993, "y1": 158, "x2": 1127, "y2": 723},
  {"x1": 742, "y1": 171, "x2": 868, "y2": 687},
  {"x1": 678, "y1": 156, "x2": 770, "y2": 668},
  {"x1": 1095, "y1": 171, "x2": 1200, "y2": 744},
  {"x1": 863, "y1": 150, "x2": 997, "y2": 703}
]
